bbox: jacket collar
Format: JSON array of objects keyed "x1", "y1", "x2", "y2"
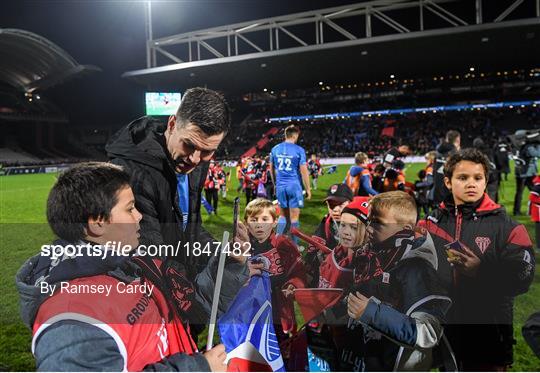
[{"x1": 440, "y1": 193, "x2": 501, "y2": 217}]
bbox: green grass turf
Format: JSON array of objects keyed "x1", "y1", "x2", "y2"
[{"x1": 1, "y1": 164, "x2": 539, "y2": 370}]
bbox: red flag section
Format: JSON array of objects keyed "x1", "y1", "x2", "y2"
[
  {"x1": 381, "y1": 126, "x2": 395, "y2": 137},
  {"x1": 294, "y1": 288, "x2": 343, "y2": 323}
]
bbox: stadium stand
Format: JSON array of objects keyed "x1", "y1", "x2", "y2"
[{"x1": 0, "y1": 29, "x2": 100, "y2": 167}]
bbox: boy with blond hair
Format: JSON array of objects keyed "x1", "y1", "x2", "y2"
[
  {"x1": 345, "y1": 191, "x2": 453, "y2": 371},
  {"x1": 244, "y1": 198, "x2": 307, "y2": 338}
]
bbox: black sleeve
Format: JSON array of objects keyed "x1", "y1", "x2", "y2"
[
  {"x1": 195, "y1": 255, "x2": 250, "y2": 319},
  {"x1": 313, "y1": 216, "x2": 328, "y2": 240},
  {"x1": 143, "y1": 352, "x2": 210, "y2": 371},
  {"x1": 111, "y1": 158, "x2": 165, "y2": 246},
  {"x1": 398, "y1": 258, "x2": 451, "y2": 321},
  {"x1": 523, "y1": 312, "x2": 540, "y2": 359},
  {"x1": 479, "y1": 221, "x2": 535, "y2": 297}
]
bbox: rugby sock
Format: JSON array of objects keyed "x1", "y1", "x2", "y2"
[
  {"x1": 291, "y1": 221, "x2": 300, "y2": 244},
  {"x1": 277, "y1": 216, "x2": 287, "y2": 235}
]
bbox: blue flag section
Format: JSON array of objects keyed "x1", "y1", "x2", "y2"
[{"x1": 218, "y1": 273, "x2": 285, "y2": 372}]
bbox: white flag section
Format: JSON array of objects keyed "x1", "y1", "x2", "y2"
[{"x1": 218, "y1": 273, "x2": 285, "y2": 372}]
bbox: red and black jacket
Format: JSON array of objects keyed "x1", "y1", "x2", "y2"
[{"x1": 418, "y1": 194, "x2": 535, "y2": 366}]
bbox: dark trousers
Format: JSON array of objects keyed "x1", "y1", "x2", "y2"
[
  {"x1": 417, "y1": 203, "x2": 430, "y2": 219},
  {"x1": 245, "y1": 188, "x2": 257, "y2": 204},
  {"x1": 514, "y1": 176, "x2": 534, "y2": 214},
  {"x1": 536, "y1": 222, "x2": 540, "y2": 250},
  {"x1": 205, "y1": 188, "x2": 219, "y2": 214},
  {"x1": 487, "y1": 175, "x2": 500, "y2": 203}
]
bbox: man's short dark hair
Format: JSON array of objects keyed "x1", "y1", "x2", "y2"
[
  {"x1": 446, "y1": 130, "x2": 461, "y2": 144},
  {"x1": 284, "y1": 125, "x2": 300, "y2": 139},
  {"x1": 47, "y1": 162, "x2": 131, "y2": 243},
  {"x1": 444, "y1": 148, "x2": 490, "y2": 180},
  {"x1": 176, "y1": 87, "x2": 230, "y2": 135}
]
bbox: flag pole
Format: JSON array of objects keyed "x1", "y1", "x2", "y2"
[{"x1": 206, "y1": 230, "x2": 230, "y2": 351}]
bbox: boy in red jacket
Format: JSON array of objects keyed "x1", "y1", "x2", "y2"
[{"x1": 16, "y1": 163, "x2": 251, "y2": 371}]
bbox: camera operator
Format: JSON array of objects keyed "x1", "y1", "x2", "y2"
[{"x1": 512, "y1": 130, "x2": 540, "y2": 215}]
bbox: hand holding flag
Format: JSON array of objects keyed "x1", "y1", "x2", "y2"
[{"x1": 218, "y1": 273, "x2": 285, "y2": 372}]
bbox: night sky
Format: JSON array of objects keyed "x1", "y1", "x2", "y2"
[{"x1": 0, "y1": 0, "x2": 362, "y2": 128}]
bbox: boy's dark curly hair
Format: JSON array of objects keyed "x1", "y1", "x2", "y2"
[{"x1": 444, "y1": 148, "x2": 490, "y2": 179}]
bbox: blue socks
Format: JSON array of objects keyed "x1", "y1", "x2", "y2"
[
  {"x1": 277, "y1": 216, "x2": 287, "y2": 236},
  {"x1": 291, "y1": 221, "x2": 300, "y2": 244}
]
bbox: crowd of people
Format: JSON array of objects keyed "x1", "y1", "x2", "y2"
[
  {"x1": 260, "y1": 124, "x2": 538, "y2": 371},
  {"x1": 15, "y1": 87, "x2": 539, "y2": 372},
  {"x1": 214, "y1": 107, "x2": 537, "y2": 162}
]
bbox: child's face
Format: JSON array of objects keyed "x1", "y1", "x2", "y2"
[
  {"x1": 98, "y1": 186, "x2": 142, "y2": 250},
  {"x1": 339, "y1": 212, "x2": 366, "y2": 248},
  {"x1": 444, "y1": 160, "x2": 486, "y2": 205},
  {"x1": 327, "y1": 200, "x2": 350, "y2": 222},
  {"x1": 246, "y1": 208, "x2": 277, "y2": 242},
  {"x1": 367, "y1": 208, "x2": 413, "y2": 244}
]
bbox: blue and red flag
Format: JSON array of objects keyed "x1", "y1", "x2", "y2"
[{"x1": 218, "y1": 273, "x2": 285, "y2": 372}]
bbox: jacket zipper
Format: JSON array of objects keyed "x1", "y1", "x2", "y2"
[
  {"x1": 454, "y1": 207, "x2": 463, "y2": 241},
  {"x1": 453, "y1": 207, "x2": 463, "y2": 287}
]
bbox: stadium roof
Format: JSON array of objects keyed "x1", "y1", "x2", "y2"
[
  {"x1": 123, "y1": 0, "x2": 540, "y2": 94},
  {"x1": 0, "y1": 28, "x2": 101, "y2": 93}
]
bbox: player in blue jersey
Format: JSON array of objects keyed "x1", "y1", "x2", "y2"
[{"x1": 269, "y1": 125, "x2": 311, "y2": 240}]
